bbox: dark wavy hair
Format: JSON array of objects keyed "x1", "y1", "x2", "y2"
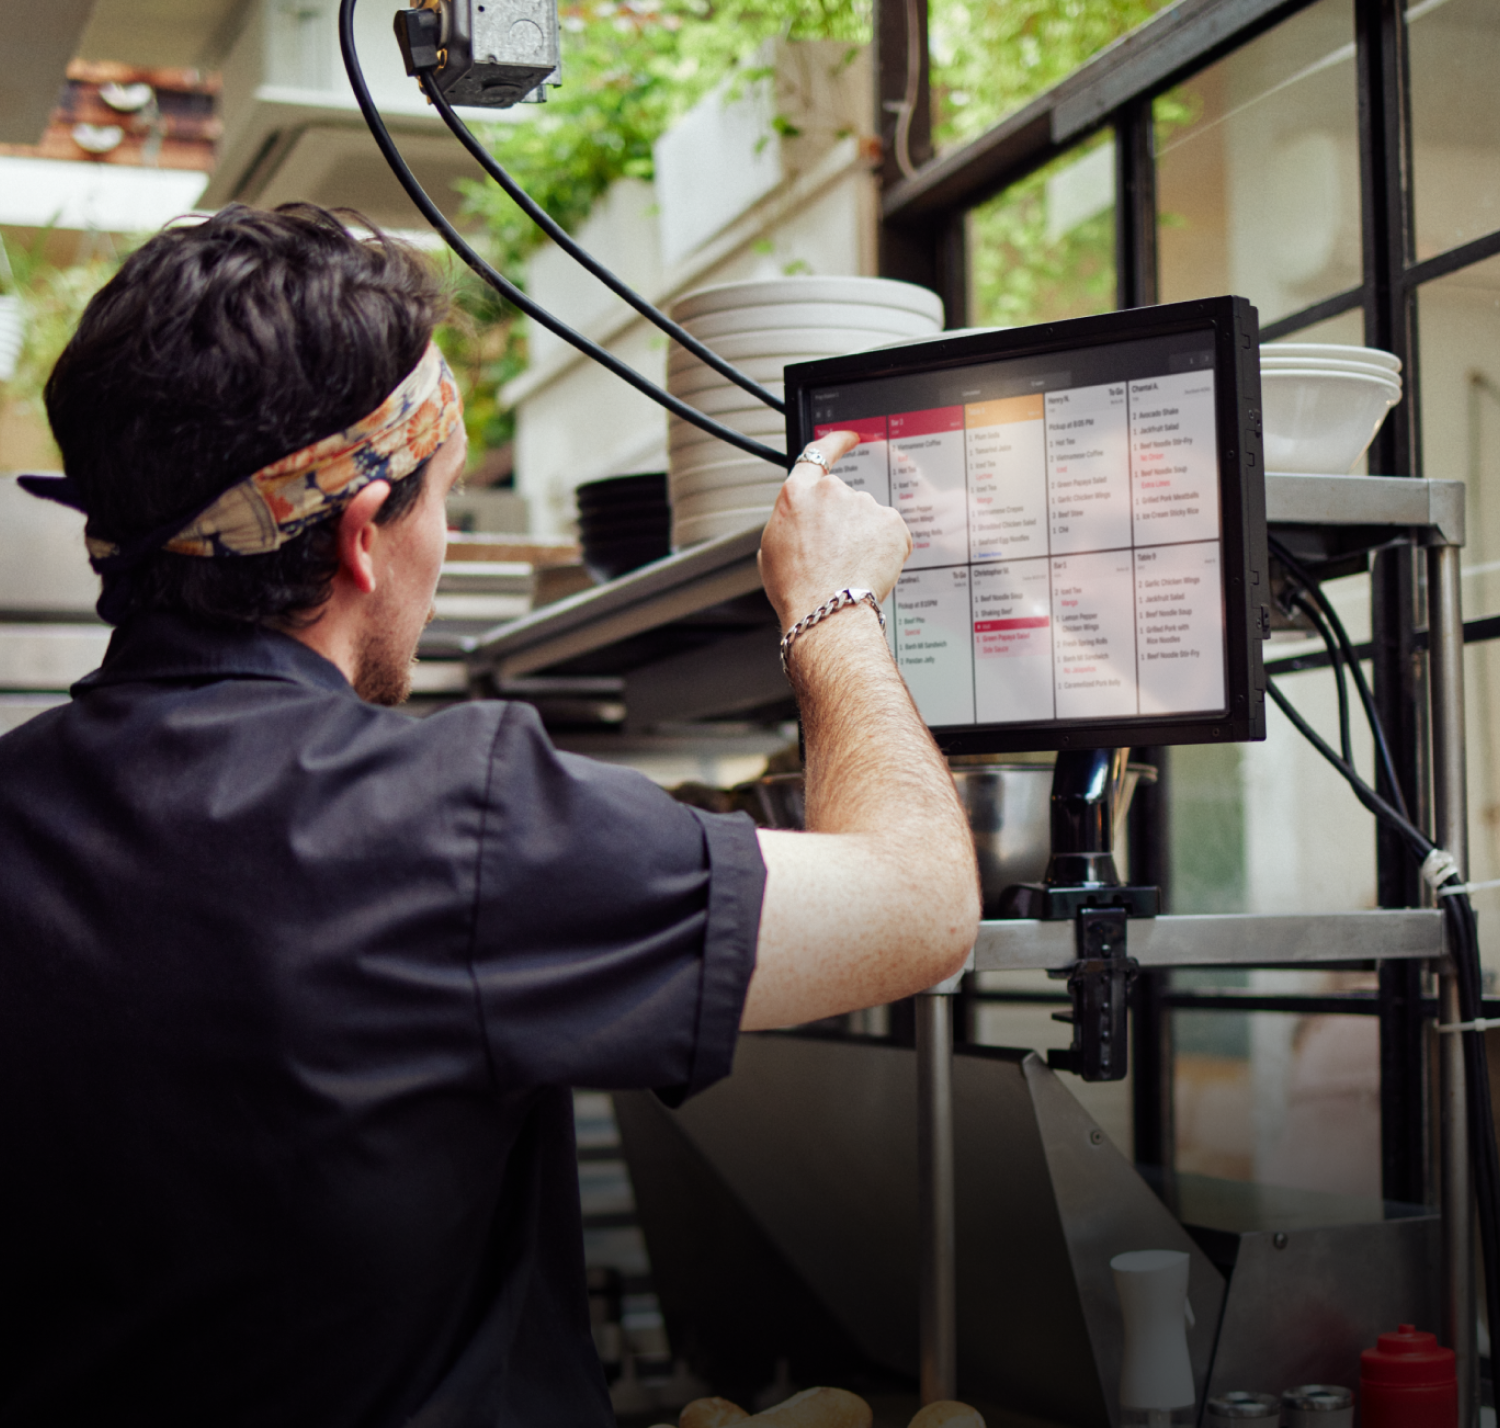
[{"x1": 45, "y1": 203, "x2": 450, "y2": 627}]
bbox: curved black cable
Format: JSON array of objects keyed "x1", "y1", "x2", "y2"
[
  {"x1": 417, "y1": 73, "x2": 786, "y2": 416},
  {"x1": 1290, "y1": 592, "x2": 1354, "y2": 767},
  {"x1": 337, "y1": 0, "x2": 789, "y2": 469},
  {"x1": 1269, "y1": 533, "x2": 1410, "y2": 820},
  {"x1": 1268, "y1": 674, "x2": 1500, "y2": 1355}
]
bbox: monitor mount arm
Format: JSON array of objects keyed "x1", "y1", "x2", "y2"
[{"x1": 996, "y1": 747, "x2": 1159, "y2": 1082}]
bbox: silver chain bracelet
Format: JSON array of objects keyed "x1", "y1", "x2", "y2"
[{"x1": 779, "y1": 587, "x2": 885, "y2": 676}]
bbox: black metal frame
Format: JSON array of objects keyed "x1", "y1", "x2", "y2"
[{"x1": 875, "y1": 0, "x2": 1500, "y2": 1202}]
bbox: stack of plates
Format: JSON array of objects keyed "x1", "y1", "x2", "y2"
[
  {"x1": 1260, "y1": 343, "x2": 1403, "y2": 475},
  {"x1": 575, "y1": 473, "x2": 670, "y2": 582},
  {"x1": 667, "y1": 276, "x2": 944, "y2": 547}
]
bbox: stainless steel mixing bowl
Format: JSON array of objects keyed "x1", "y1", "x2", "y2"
[{"x1": 745, "y1": 763, "x2": 1155, "y2": 915}]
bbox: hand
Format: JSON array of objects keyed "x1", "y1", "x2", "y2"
[{"x1": 757, "y1": 430, "x2": 912, "y2": 630}]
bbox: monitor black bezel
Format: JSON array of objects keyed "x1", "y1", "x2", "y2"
[{"x1": 783, "y1": 296, "x2": 1268, "y2": 754}]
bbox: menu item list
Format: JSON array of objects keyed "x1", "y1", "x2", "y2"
[{"x1": 814, "y1": 367, "x2": 1226, "y2": 728}]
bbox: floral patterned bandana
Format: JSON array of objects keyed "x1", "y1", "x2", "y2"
[{"x1": 21, "y1": 341, "x2": 462, "y2": 573}]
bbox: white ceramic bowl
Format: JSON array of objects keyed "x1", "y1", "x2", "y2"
[
  {"x1": 673, "y1": 507, "x2": 773, "y2": 547},
  {"x1": 1261, "y1": 368, "x2": 1403, "y2": 474},
  {"x1": 671, "y1": 275, "x2": 944, "y2": 326},
  {"x1": 670, "y1": 434, "x2": 787, "y2": 472},
  {"x1": 1261, "y1": 342, "x2": 1401, "y2": 374},
  {"x1": 681, "y1": 303, "x2": 940, "y2": 341},
  {"x1": 673, "y1": 481, "x2": 786, "y2": 515},
  {"x1": 1260, "y1": 355, "x2": 1402, "y2": 386}
]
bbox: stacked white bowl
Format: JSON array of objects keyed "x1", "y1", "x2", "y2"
[
  {"x1": 667, "y1": 276, "x2": 945, "y2": 547},
  {"x1": 1260, "y1": 342, "x2": 1403, "y2": 475}
]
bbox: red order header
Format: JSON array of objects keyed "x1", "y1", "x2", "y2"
[
  {"x1": 814, "y1": 416, "x2": 888, "y2": 443},
  {"x1": 888, "y1": 406, "x2": 964, "y2": 439},
  {"x1": 974, "y1": 617, "x2": 1050, "y2": 632}
]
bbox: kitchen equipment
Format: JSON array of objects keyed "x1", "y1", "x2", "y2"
[
  {"x1": 1111, "y1": 1250, "x2": 1196, "y2": 1427},
  {"x1": 1359, "y1": 1325, "x2": 1456, "y2": 1428},
  {"x1": 1280, "y1": 1386, "x2": 1353, "y2": 1428},
  {"x1": 1204, "y1": 1393, "x2": 1278, "y2": 1428},
  {"x1": 1260, "y1": 342, "x2": 1401, "y2": 374},
  {"x1": 574, "y1": 473, "x2": 670, "y2": 582},
  {"x1": 1260, "y1": 367, "x2": 1402, "y2": 474}
]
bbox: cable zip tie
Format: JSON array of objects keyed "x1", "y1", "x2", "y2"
[
  {"x1": 1421, "y1": 847, "x2": 1461, "y2": 891},
  {"x1": 1437, "y1": 1017, "x2": 1500, "y2": 1034},
  {"x1": 1439, "y1": 877, "x2": 1500, "y2": 897}
]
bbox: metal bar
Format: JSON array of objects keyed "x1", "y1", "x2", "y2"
[
  {"x1": 973, "y1": 909, "x2": 1443, "y2": 973},
  {"x1": 916, "y1": 991, "x2": 957, "y2": 1402},
  {"x1": 1265, "y1": 474, "x2": 1464, "y2": 544},
  {"x1": 1259, "y1": 286, "x2": 1366, "y2": 343},
  {"x1": 1401, "y1": 228, "x2": 1500, "y2": 292},
  {"x1": 1114, "y1": 99, "x2": 1158, "y2": 313},
  {"x1": 1429, "y1": 541, "x2": 1475, "y2": 1425}
]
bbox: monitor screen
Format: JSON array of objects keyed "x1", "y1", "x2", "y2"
[{"x1": 784, "y1": 298, "x2": 1267, "y2": 753}]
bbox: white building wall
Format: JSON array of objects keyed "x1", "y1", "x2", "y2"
[{"x1": 507, "y1": 39, "x2": 880, "y2": 537}]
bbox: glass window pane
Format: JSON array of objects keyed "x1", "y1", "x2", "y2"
[
  {"x1": 1154, "y1": 0, "x2": 1360, "y2": 328},
  {"x1": 967, "y1": 133, "x2": 1116, "y2": 329},
  {"x1": 1175, "y1": 993, "x2": 1381, "y2": 1194},
  {"x1": 929, "y1": 0, "x2": 1174, "y2": 153},
  {"x1": 1417, "y1": 254, "x2": 1500, "y2": 601},
  {"x1": 1408, "y1": 0, "x2": 1500, "y2": 262}
]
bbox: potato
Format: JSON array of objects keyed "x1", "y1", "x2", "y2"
[
  {"x1": 908, "y1": 1403, "x2": 986, "y2": 1428},
  {"x1": 746, "y1": 1386, "x2": 874, "y2": 1428},
  {"x1": 680, "y1": 1397, "x2": 751, "y2": 1428}
]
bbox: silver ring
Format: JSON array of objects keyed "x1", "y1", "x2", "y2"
[{"x1": 795, "y1": 446, "x2": 832, "y2": 474}]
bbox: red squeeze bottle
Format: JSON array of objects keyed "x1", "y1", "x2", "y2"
[{"x1": 1360, "y1": 1324, "x2": 1457, "y2": 1428}]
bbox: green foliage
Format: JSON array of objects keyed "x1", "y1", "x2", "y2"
[
  {"x1": 968, "y1": 133, "x2": 1116, "y2": 330},
  {"x1": 5, "y1": 250, "x2": 124, "y2": 419},
  {"x1": 453, "y1": 0, "x2": 869, "y2": 457},
  {"x1": 927, "y1": 0, "x2": 1177, "y2": 152}
]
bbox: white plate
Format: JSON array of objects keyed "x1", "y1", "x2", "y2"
[
  {"x1": 680, "y1": 303, "x2": 941, "y2": 342},
  {"x1": 863, "y1": 326, "x2": 1010, "y2": 352},
  {"x1": 672, "y1": 382, "x2": 787, "y2": 417},
  {"x1": 668, "y1": 329, "x2": 895, "y2": 370},
  {"x1": 670, "y1": 430, "x2": 787, "y2": 468},
  {"x1": 673, "y1": 481, "x2": 786, "y2": 515},
  {"x1": 671, "y1": 275, "x2": 944, "y2": 326},
  {"x1": 668, "y1": 357, "x2": 816, "y2": 396},
  {"x1": 1261, "y1": 342, "x2": 1401, "y2": 374},
  {"x1": 669, "y1": 407, "x2": 787, "y2": 444},
  {"x1": 673, "y1": 507, "x2": 774, "y2": 547},
  {"x1": 1260, "y1": 355, "x2": 1402, "y2": 386},
  {"x1": 670, "y1": 453, "x2": 786, "y2": 488},
  {"x1": 1262, "y1": 368, "x2": 1402, "y2": 474}
]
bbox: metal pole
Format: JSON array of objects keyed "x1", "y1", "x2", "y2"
[
  {"x1": 916, "y1": 989, "x2": 957, "y2": 1402},
  {"x1": 1429, "y1": 541, "x2": 1475, "y2": 1425}
]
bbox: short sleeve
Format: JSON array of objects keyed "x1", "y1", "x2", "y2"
[{"x1": 467, "y1": 701, "x2": 765, "y2": 1098}]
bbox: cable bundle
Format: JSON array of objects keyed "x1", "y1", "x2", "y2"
[{"x1": 1268, "y1": 534, "x2": 1499, "y2": 1364}]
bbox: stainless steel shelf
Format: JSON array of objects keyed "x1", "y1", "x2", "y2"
[
  {"x1": 972, "y1": 908, "x2": 1444, "y2": 973},
  {"x1": 462, "y1": 475, "x2": 1464, "y2": 684}
]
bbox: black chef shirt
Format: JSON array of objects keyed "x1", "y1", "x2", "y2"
[{"x1": 0, "y1": 612, "x2": 765, "y2": 1427}]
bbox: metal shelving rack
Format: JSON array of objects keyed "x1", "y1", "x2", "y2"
[{"x1": 463, "y1": 473, "x2": 1474, "y2": 1419}]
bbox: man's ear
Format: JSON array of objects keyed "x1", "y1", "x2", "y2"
[{"x1": 334, "y1": 481, "x2": 392, "y2": 596}]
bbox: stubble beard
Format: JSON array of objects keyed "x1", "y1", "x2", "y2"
[{"x1": 351, "y1": 603, "x2": 434, "y2": 707}]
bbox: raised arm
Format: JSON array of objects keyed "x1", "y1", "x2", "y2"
[{"x1": 739, "y1": 432, "x2": 981, "y2": 1031}]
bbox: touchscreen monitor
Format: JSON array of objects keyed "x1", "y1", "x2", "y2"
[{"x1": 784, "y1": 297, "x2": 1267, "y2": 753}]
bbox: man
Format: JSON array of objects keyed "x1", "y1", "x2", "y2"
[{"x1": 0, "y1": 204, "x2": 979, "y2": 1425}]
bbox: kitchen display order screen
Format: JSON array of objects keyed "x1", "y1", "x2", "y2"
[{"x1": 809, "y1": 331, "x2": 1226, "y2": 731}]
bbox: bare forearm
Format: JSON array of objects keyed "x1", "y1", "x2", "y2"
[{"x1": 743, "y1": 608, "x2": 980, "y2": 1031}]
